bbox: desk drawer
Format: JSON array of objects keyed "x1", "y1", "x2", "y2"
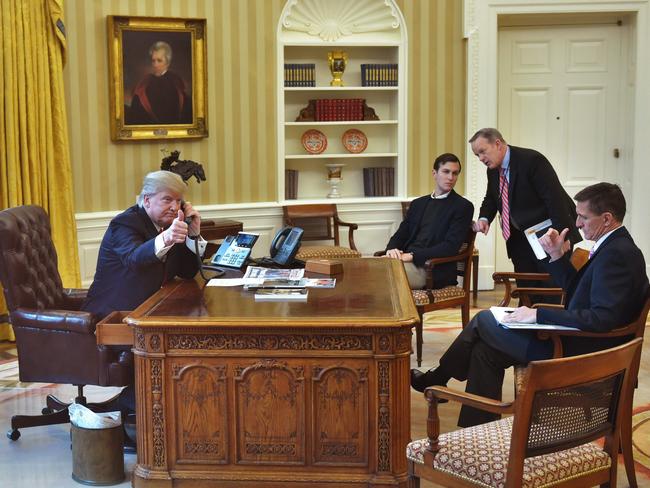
[{"x1": 96, "y1": 310, "x2": 133, "y2": 345}]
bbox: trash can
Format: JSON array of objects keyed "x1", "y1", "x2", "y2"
[{"x1": 71, "y1": 423, "x2": 125, "y2": 485}]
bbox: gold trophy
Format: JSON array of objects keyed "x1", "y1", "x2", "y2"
[{"x1": 328, "y1": 51, "x2": 348, "y2": 86}]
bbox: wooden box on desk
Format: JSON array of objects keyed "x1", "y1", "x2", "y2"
[
  {"x1": 305, "y1": 259, "x2": 343, "y2": 275},
  {"x1": 95, "y1": 310, "x2": 133, "y2": 345}
]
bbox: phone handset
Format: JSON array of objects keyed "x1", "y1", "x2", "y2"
[
  {"x1": 270, "y1": 226, "x2": 304, "y2": 265},
  {"x1": 180, "y1": 200, "x2": 225, "y2": 279}
]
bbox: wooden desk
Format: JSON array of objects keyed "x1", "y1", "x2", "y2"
[{"x1": 126, "y1": 258, "x2": 418, "y2": 488}]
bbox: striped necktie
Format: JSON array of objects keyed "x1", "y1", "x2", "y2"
[{"x1": 499, "y1": 167, "x2": 511, "y2": 240}]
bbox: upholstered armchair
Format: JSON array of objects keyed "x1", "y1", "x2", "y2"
[
  {"x1": 282, "y1": 204, "x2": 361, "y2": 260},
  {"x1": 407, "y1": 339, "x2": 642, "y2": 488},
  {"x1": 0, "y1": 206, "x2": 133, "y2": 441}
]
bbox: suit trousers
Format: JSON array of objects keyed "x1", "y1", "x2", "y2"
[{"x1": 439, "y1": 310, "x2": 553, "y2": 427}]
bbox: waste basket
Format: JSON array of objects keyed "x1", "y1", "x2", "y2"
[{"x1": 71, "y1": 423, "x2": 125, "y2": 485}]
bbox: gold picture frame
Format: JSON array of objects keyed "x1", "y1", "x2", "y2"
[{"x1": 107, "y1": 16, "x2": 207, "y2": 141}]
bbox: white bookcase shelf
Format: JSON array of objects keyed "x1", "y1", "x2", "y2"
[{"x1": 277, "y1": 0, "x2": 407, "y2": 203}]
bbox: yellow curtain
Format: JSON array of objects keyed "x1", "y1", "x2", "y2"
[{"x1": 0, "y1": 0, "x2": 80, "y2": 341}]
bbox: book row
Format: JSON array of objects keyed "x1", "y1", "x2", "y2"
[
  {"x1": 363, "y1": 167, "x2": 394, "y2": 196},
  {"x1": 284, "y1": 63, "x2": 316, "y2": 87},
  {"x1": 315, "y1": 98, "x2": 364, "y2": 121},
  {"x1": 361, "y1": 64, "x2": 398, "y2": 87}
]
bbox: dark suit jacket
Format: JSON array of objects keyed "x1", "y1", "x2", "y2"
[
  {"x1": 386, "y1": 190, "x2": 474, "y2": 288},
  {"x1": 82, "y1": 205, "x2": 199, "y2": 320},
  {"x1": 478, "y1": 145, "x2": 581, "y2": 254},
  {"x1": 537, "y1": 226, "x2": 649, "y2": 355}
]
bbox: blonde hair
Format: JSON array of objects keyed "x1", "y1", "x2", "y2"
[{"x1": 137, "y1": 170, "x2": 186, "y2": 207}]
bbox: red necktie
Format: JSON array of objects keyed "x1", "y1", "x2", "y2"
[{"x1": 499, "y1": 168, "x2": 511, "y2": 241}]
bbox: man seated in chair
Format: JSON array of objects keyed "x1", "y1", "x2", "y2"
[
  {"x1": 83, "y1": 170, "x2": 207, "y2": 320},
  {"x1": 411, "y1": 182, "x2": 649, "y2": 427},
  {"x1": 82, "y1": 171, "x2": 207, "y2": 416},
  {"x1": 382, "y1": 153, "x2": 473, "y2": 289}
]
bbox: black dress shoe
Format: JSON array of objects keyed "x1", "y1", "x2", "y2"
[{"x1": 410, "y1": 369, "x2": 448, "y2": 402}]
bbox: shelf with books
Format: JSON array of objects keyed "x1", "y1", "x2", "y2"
[{"x1": 277, "y1": 0, "x2": 406, "y2": 204}]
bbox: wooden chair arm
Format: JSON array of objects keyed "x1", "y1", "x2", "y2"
[
  {"x1": 373, "y1": 250, "x2": 386, "y2": 257},
  {"x1": 512, "y1": 287, "x2": 564, "y2": 307},
  {"x1": 334, "y1": 216, "x2": 358, "y2": 251},
  {"x1": 423, "y1": 251, "x2": 469, "y2": 269},
  {"x1": 492, "y1": 272, "x2": 555, "y2": 307},
  {"x1": 536, "y1": 323, "x2": 639, "y2": 358},
  {"x1": 422, "y1": 385, "x2": 514, "y2": 455},
  {"x1": 424, "y1": 386, "x2": 515, "y2": 414}
]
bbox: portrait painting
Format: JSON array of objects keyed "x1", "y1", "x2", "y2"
[{"x1": 107, "y1": 16, "x2": 207, "y2": 141}]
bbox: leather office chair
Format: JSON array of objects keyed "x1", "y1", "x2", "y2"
[
  {"x1": 282, "y1": 204, "x2": 362, "y2": 260},
  {"x1": 407, "y1": 338, "x2": 642, "y2": 488},
  {"x1": 0, "y1": 205, "x2": 133, "y2": 441}
]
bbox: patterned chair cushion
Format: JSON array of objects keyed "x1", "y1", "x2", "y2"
[
  {"x1": 406, "y1": 417, "x2": 611, "y2": 488},
  {"x1": 296, "y1": 246, "x2": 361, "y2": 260},
  {"x1": 411, "y1": 286, "x2": 466, "y2": 306}
]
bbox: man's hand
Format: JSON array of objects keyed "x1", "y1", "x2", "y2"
[
  {"x1": 472, "y1": 219, "x2": 490, "y2": 234},
  {"x1": 163, "y1": 210, "x2": 190, "y2": 246},
  {"x1": 181, "y1": 201, "x2": 201, "y2": 236},
  {"x1": 385, "y1": 248, "x2": 403, "y2": 259},
  {"x1": 400, "y1": 252, "x2": 414, "y2": 263},
  {"x1": 501, "y1": 306, "x2": 537, "y2": 324},
  {"x1": 538, "y1": 227, "x2": 570, "y2": 261}
]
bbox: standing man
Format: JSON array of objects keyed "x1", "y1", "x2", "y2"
[
  {"x1": 83, "y1": 170, "x2": 206, "y2": 320},
  {"x1": 411, "y1": 182, "x2": 649, "y2": 427},
  {"x1": 383, "y1": 153, "x2": 473, "y2": 289},
  {"x1": 470, "y1": 128, "x2": 581, "y2": 283}
]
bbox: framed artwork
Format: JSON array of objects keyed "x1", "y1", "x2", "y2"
[{"x1": 107, "y1": 16, "x2": 207, "y2": 141}]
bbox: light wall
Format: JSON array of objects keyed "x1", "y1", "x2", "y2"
[{"x1": 64, "y1": 0, "x2": 466, "y2": 213}]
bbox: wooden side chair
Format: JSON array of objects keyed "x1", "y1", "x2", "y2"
[
  {"x1": 411, "y1": 229, "x2": 476, "y2": 366},
  {"x1": 407, "y1": 338, "x2": 643, "y2": 488},
  {"x1": 513, "y1": 293, "x2": 650, "y2": 488},
  {"x1": 282, "y1": 204, "x2": 361, "y2": 260},
  {"x1": 401, "y1": 200, "x2": 480, "y2": 300},
  {"x1": 492, "y1": 247, "x2": 590, "y2": 307}
]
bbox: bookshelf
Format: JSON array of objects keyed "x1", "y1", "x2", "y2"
[{"x1": 277, "y1": 0, "x2": 407, "y2": 203}]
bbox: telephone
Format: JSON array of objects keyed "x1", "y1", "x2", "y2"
[
  {"x1": 211, "y1": 232, "x2": 259, "y2": 269},
  {"x1": 270, "y1": 226, "x2": 304, "y2": 265}
]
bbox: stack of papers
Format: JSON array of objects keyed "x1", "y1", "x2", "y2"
[
  {"x1": 490, "y1": 307, "x2": 580, "y2": 331},
  {"x1": 248, "y1": 278, "x2": 336, "y2": 290}
]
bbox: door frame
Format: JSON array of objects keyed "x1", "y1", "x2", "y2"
[{"x1": 463, "y1": 0, "x2": 650, "y2": 289}]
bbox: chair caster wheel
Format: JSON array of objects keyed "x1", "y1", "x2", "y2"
[
  {"x1": 7, "y1": 429, "x2": 20, "y2": 441},
  {"x1": 42, "y1": 407, "x2": 54, "y2": 414}
]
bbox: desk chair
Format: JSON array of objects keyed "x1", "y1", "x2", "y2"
[
  {"x1": 282, "y1": 204, "x2": 361, "y2": 260},
  {"x1": 407, "y1": 338, "x2": 642, "y2": 488},
  {"x1": 377, "y1": 228, "x2": 476, "y2": 366},
  {"x1": 0, "y1": 206, "x2": 133, "y2": 440},
  {"x1": 401, "y1": 200, "x2": 480, "y2": 300}
]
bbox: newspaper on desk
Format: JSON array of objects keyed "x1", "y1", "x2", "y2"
[
  {"x1": 490, "y1": 306, "x2": 579, "y2": 331},
  {"x1": 524, "y1": 219, "x2": 553, "y2": 260},
  {"x1": 206, "y1": 266, "x2": 306, "y2": 287}
]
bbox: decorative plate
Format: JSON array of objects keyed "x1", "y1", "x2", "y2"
[
  {"x1": 301, "y1": 129, "x2": 328, "y2": 154},
  {"x1": 342, "y1": 128, "x2": 368, "y2": 153}
]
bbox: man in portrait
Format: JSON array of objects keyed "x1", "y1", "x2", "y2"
[{"x1": 125, "y1": 40, "x2": 193, "y2": 125}]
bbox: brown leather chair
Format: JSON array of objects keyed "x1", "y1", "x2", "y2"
[
  {"x1": 282, "y1": 204, "x2": 361, "y2": 260},
  {"x1": 407, "y1": 338, "x2": 642, "y2": 488},
  {"x1": 0, "y1": 206, "x2": 133, "y2": 441}
]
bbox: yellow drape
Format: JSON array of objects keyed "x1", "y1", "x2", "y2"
[{"x1": 0, "y1": 0, "x2": 80, "y2": 341}]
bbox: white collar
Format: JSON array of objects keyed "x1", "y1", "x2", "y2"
[
  {"x1": 430, "y1": 190, "x2": 451, "y2": 199},
  {"x1": 592, "y1": 225, "x2": 622, "y2": 253}
]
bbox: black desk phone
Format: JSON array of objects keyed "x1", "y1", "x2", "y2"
[
  {"x1": 270, "y1": 226, "x2": 303, "y2": 265},
  {"x1": 211, "y1": 232, "x2": 259, "y2": 269}
]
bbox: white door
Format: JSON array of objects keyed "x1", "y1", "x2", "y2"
[{"x1": 496, "y1": 23, "x2": 626, "y2": 271}]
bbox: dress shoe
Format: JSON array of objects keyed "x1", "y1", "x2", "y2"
[{"x1": 410, "y1": 368, "x2": 448, "y2": 402}]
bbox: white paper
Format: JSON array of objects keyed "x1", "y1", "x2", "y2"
[
  {"x1": 243, "y1": 266, "x2": 305, "y2": 280},
  {"x1": 206, "y1": 278, "x2": 264, "y2": 287},
  {"x1": 490, "y1": 306, "x2": 580, "y2": 331},
  {"x1": 69, "y1": 403, "x2": 121, "y2": 429},
  {"x1": 524, "y1": 219, "x2": 553, "y2": 260}
]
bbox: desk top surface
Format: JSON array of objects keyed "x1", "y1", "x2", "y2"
[{"x1": 127, "y1": 258, "x2": 418, "y2": 329}]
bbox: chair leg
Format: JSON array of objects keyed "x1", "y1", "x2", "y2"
[
  {"x1": 621, "y1": 406, "x2": 638, "y2": 488},
  {"x1": 416, "y1": 308, "x2": 424, "y2": 367},
  {"x1": 407, "y1": 474, "x2": 420, "y2": 488},
  {"x1": 8, "y1": 406, "x2": 71, "y2": 440},
  {"x1": 461, "y1": 302, "x2": 470, "y2": 328},
  {"x1": 472, "y1": 254, "x2": 479, "y2": 301}
]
